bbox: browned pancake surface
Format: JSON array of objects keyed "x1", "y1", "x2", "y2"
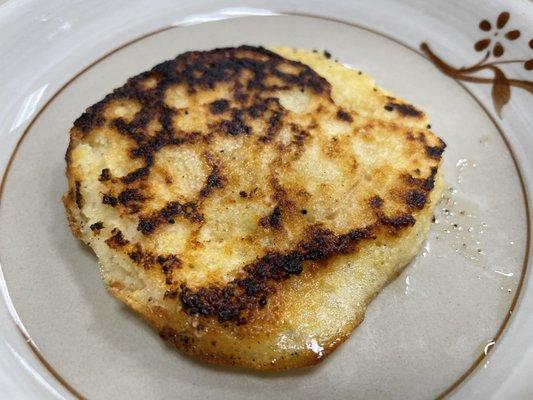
[{"x1": 64, "y1": 46, "x2": 445, "y2": 369}]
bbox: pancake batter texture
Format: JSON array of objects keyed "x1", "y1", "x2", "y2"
[{"x1": 64, "y1": 46, "x2": 445, "y2": 370}]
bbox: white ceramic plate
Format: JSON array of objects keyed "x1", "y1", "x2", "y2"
[{"x1": 0, "y1": 1, "x2": 531, "y2": 399}]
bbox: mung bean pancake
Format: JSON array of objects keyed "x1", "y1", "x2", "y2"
[{"x1": 63, "y1": 46, "x2": 445, "y2": 370}]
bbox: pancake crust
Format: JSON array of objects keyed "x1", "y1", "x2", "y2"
[{"x1": 63, "y1": 46, "x2": 445, "y2": 370}]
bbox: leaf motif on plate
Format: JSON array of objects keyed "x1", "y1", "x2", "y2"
[{"x1": 490, "y1": 66, "x2": 511, "y2": 118}]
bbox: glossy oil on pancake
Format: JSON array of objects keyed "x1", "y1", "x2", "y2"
[{"x1": 63, "y1": 46, "x2": 445, "y2": 370}]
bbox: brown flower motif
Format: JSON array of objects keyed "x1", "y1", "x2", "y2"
[
  {"x1": 475, "y1": 11, "x2": 521, "y2": 57},
  {"x1": 422, "y1": 10, "x2": 532, "y2": 119}
]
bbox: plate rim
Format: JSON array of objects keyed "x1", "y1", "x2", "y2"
[{"x1": 0, "y1": 9, "x2": 531, "y2": 400}]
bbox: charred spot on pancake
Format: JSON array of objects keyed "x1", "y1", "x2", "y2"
[
  {"x1": 406, "y1": 190, "x2": 427, "y2": 210},
  {"x1": 404, "y1": 166, "x2": 438, "y2": 192},
  {"x1": 138, "y1": 201, "x2": 203, "y2": 235},
  {"x1": 127, "y1": 244, "x2": 157, "y2": 270},
  {"x1": 425, "y1": 167, "x2": 439, "y2": 190},
  {"x1": 157, "y1": 255, "x2": 182, "y2": 284},
  {"x1": 127, "y1": 246, "x2": 143, "y2": 262},
  {"x1": 73, "y1": 103, "x2": 105, "y2": 133},
  {"x1": 270, "y1": 177, "x2": 287, "y2": 204},
  {"x1": 137, "y1": 218, "x2": 156, "y2": 235},
  {"x1": 200, "y1": 164, "x2": 225, "y2": 198},
  {"x1": 379, "y1": 214, "x2": 416, "y2": 230},
  {"x1": 75, "y1": 181, "x2": 84, "y2": 209},
  {"x1": 385, "y1": 102, "x2": 423, "y2": 117},
  {"x1": 426, "y1": 142, "x2": 446, "y2": 159},
  {"x1": 102, "y1": 194, "x2": 118, "y2": 207},
  {"x1": 260, "y1": 205, "x2": 282, "y2": 230},
  {"x1": 239, "y1": 191, "x2": 248, "y2": 198},
  {"x1": 130, "y1": 143, "x2": 154, "y2": 163},
  {"x1": 290, "y1": 125, "x2": 310, "y2": 149},
  {"x1": 105, "y1": 229, "x2": 129, "y2": 249},
  {"x1": 121, "y1": 167, "x2": 150, "y2": 184},
  {"x1": 209, "y1": 99, "x2": 230, "y2": 114},
  {"x1": 247, "y1": 101, "x2": 268, "y2": 118},
  {"x1": 89, "y1": 221, "x2": 104, "y2": 234},
  {"x1": 159, "y1": 106, "x2": 176, "y2": 135},
  {"x1": 336, "y1": 109, "x2": 353, "y2": 122},
  {"x1": 159, "y1": 201, "x2": 188, "y2": 223},
  {"x1": 99, "y1": 168, "x2": 111, "y2": 182},
  {"x1": 370, "y1": 195, "x2": 384, "y2": 208},
  {"x1": 117, "y1": 188, "x2": 146, "y2": 213},
  {"x1": 219, "y1": 109, "x2": 251, "y2": 136},
  {"x1": 118, "y1": 188, "x2": 145, "y2": 206},
  {"x1": 259, "y1": 111, "x2": 284, "y2": 142},
  {"x1": 126, "y1": 248, "x2": 181, "y2": 279}
]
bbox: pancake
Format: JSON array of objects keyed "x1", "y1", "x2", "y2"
[{"x1": 63, "y1": 46, "x2": 445, "y2": 370}]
